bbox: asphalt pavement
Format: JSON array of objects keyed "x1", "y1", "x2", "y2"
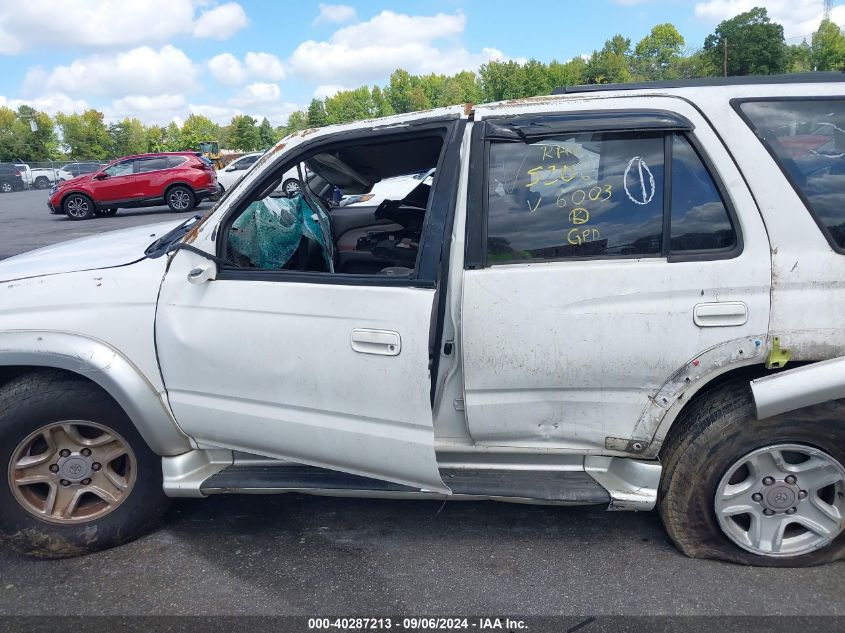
[{"x1": 0, "y1": 189, "x2": 843, "y2": 619}]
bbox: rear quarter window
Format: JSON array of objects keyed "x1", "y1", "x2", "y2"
[{"x1": 736, "y1": 98, "x2": 845, "y2": 250}]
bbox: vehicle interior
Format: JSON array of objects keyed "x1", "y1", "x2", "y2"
[{"x1": 222, "y1": 131, "x2": 446, "y2": 277}]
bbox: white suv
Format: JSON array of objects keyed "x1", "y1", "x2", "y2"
[{"x1": 1, "y1": 74, "x2": 844, "y2": 566}]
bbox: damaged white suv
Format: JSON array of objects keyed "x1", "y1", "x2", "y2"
[{"x1": 1, "y1": 74, "x2": 844, "y2": 566}]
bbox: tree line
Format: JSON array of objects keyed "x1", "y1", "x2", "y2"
[{"x1": 2, "y1": 7, "x2": 843, "y2": 163}]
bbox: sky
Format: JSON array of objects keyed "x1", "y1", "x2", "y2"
[{"x1": 0, "y1": 0, "x2": 840, "y2": 127}]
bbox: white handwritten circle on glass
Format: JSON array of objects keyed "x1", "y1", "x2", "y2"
[{"x1": 623, "y1": 156, "x2": 656, "y2": 206}]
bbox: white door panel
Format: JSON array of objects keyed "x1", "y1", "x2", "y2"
[
  {"x1": 156, "y1": 252, "x2": 448, "y2": 493},
  {"x1": 462, "y1": 97, "x2": 771, "y2": 451}
]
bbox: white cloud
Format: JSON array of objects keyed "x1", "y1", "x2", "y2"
[
  {"x1": 192, "y1": 2, "x2": 249, "y2": 39},
  {"x1": 314, "y1": 84, "x2": 347, "y2": 99},
  {"x1": 288, "y1": 11, "x2": 509, "y2": 85},
  {"x1": 0, "y1": 93, "x2": 88, "y2": 115},
  {"x1": 229, "y1": 82, "x2": 282, "y2": 107},
  {"x1": 0, "y1": 0, "x2": 248, "y2": 54},
  {"x1": 694, "y1": 0, "x2": 845, "y2": 39},
  {"x1": 208, "y1": 53, "x2": 248, "y2": 84},
  {"x1": 186, "y1": 101, "x2": 300, "y2": 126},
  {"x1": 25, "y1": 45, "x2": 200, "y2": 98},
  {"x1": 208, "y1": 51, "x2": 285, "y2": 85},
  {"x1": 314, "y1": 3, "x2": 357, "y2": 25},
  {"x1": 106, "y1": 94, "x2": 188, "y2": 124}
]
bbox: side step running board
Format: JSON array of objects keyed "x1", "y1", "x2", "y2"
[{"x1": 200, "y1": 463, "x2": 611, "y2": 505}]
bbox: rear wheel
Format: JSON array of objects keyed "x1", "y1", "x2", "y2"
[
  {"x1": 1, "y1": 180, "x2": 13, "y2": 193},
  {"x1": 282, "y1": 178, "x2": 301, "y2": 197},
  {"x1": 659, "y1": 381, "x2": 845, "y2": 566},
  {"x1": 0, "y1": 371, "x2": 169, "y2": 558},
  {"x1": 63, "y1": 194, "x2": 94, "y2": 220},
  {"x1": 34, "y1": 176, "x2": 51, "y2": 190},
  {"x1": 166, "y1": 186, "x2": 195, "y2": 212}
]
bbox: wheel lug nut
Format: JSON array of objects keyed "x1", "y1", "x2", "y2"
[
  {"x1": 798, "y1": 490, "x2": 808, "y2": 500},
  {"x1": 763, "y1": 508, "x2": 775, "y2": 516},
  {"x1": 60, "y1": 479, "x2": 70, "y2": 487},
  {"x1": 785, "y1": 475, "x2": 797, "y2": 485},
  {"x1": 81, "y1": 478, "x2": 91, "y2": 486},
  {"x1": 92, "y1": 463, "x2": 101, "y2": 471},
  {"x1": 786, "y1": 507, "x2": 797, "y2": 515},
  {"x1": 80, "y1": 448, "x2": 91, "y2": 457},
  {"x1": 49, "y1": 464, "x2": 59, "y2": 473},
  {"x1": 752, "y1": 493, "x2": 763, "y2": 502},
  {"x1": 59, "y1": 449, "x2": 70, "y2": 458},
  {"x1": 762, "y1": 476, "x2": 775, "y2": 486}
]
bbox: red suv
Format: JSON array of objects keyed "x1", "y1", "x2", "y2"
[{"x1": 48, "y1": 152, "x2": 220, "y2": 220}]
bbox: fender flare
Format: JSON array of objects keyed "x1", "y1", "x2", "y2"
[
  {"x1": 751, "y1": 356, "x2": 845, "y2": 420},
  {"x1": 0, "y1": 330, "x2": 192, "y2": 456}
]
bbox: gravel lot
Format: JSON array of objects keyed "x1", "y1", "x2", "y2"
[{"x1": 0, "y1": 189, "x2": 843, "y2": 619}]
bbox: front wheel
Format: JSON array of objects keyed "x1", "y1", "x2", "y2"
[
  {"x1": 659, "y1": 381, "x2": 845, "y2": 566},
  {"x1": 0, "y1": 371, "x2": 169, "y2": 558},
  {"x1": 166, "y1": 186, "x2": 195, "y2": 212},
  {"x1": 63, "y1": 194, "x2": 95, "y2": 220}
]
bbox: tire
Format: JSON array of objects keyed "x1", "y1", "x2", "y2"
[
  {"x1": 34, "y1": 176, "x2": 50, "y2": 190},
  {"x1": 63, "y1": 193, "x2": 95, "y2": 220},
  {"x1": 0, "y1": 371, "x2": 169, "y2": 558},
  {"x1": 659, "y1": 380, "x2": 845, "y2": 566},
  {"x1": 0, "y1": 180, "x2": 12, "y2": 193},
  {"x1": 95, "y1": 207, "x2": 118, "y2": 217},
  {"x1": 166, "y1": 185, "x2": 195, "y2": 212},
  {"x1": 282, "y1": 178, "x2": 301, "y2": 197}
]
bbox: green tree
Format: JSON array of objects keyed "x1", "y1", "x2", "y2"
[
  {"x1": 788, "y1": 42, "x2": 813, "y2": 73},
  {"x1": 325, "y1": 86, "x2": 374, "y2": 124},
  {"x1": 163, "y1": 121, "x2": 183, "y2": 151},
  {"x1": 228, "y1": 115, "x2": 259, "y2": 151},
  {"x1": 145, "y1": 125, "x2": 167, "y2": 152},
  {"x1": 180, "y1": 114, "x2": 220, "y2": 151},
  {"x1": 0, "y1": 106, "x2": 60, "y2": 161},
  {"x1": 439, "y1": 71, "x2": 482, "y2": 106},
  {"x1": 386, "y1": 69, "x2": 416, "y2": 113},
  {"x1": 703, "y1": 7, "x2": 786, "y2": 76},
  {"x1": 812, "y1": 19, "x2": 845, "y2": 71},
  {"x1": 257, "y1": 117, "x2": 276, "y2": 148},
  {"x1": 285, "y1": 110, "x2": 309, "y2": 134},
  {"x1": 55, "y1": 110, "x2": 111, "y2": 159},
  {"x1": 547, "y1": 58, "x2": 587, "y2": 90},
  {"x1": 370, "y1": 86, "x2": 394, "y2": 117},
  {"x1": 108, "y1": 117, "x2": 146, "y2": 157},
  {"x1": 478, "y1": 60, "x2": 526, "y2": 101},
  {"x1": 585, "y1": 35, "x2": 634, "y2": 84},
  {"x1": 633, "y1": 23, "x2": 685, "y2": 80},
  {"x1": 306, "y1": 98, "x2": 328, "y2": 127}
]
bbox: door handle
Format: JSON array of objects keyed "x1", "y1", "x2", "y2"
[
  {"x1": 693, "y1": 302, "x2": 748, "y2": 327},
  {"x1": 351, "y1": 329, "x2": 401, "y2": 356}
]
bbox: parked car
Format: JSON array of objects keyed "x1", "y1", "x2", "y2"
[
  {"x1": 216, "y1": 151, "x2": 301, "y2": 196},
  {"x1": 14, "y1": 163, "x2": 75, "y2": 189},
  {"x1": 3, "y1": 74, "x2": 845, "y2": 566},
  {"x1": 339, "y1": 170, "x2": 434, "y2": 207},
  {"x1": 0, "y1": 164, "x2": 25, "y2": 193},
  {"x1": 48, "y1": 152, "x2": 220, "y2": 220},
  {"x1": 61, "y1": 162, "x2": 105, "y2": 178}
]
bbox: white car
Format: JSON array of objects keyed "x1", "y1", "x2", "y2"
[
  {"x1": 14, "y1": 164, "x2": 74, "y2": 189},
  {"x1": 2, "y1": 74, "x2": 845, "y2": 567},
  {"x1": 340, "y1": 170, "x2": 434, "y2": 207},
  {"x1": 217, "y1": 152, "x2": 301, "y2": 196}
]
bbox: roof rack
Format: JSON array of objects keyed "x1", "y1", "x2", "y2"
[{"x1": 553, "y1": 72, "x2": 845, "y2": 95}]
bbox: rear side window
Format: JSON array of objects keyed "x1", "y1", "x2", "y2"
[
  {"x1": 137, "y1": 157, "x2": 168, "y2": 172},
  {"x1": 737, "y1": 99, "x2": 845, "y2": 250},
  {"x1": 485, "y1": 130, "x2": 737, "y2": 263},
  {"x1": 167, "y1": 156, "x2": 188, "y2": 168}
]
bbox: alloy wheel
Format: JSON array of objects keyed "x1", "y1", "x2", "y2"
[
  {"x1": 1, "y1": 182, "x2": 12, "y2": 193},
  {"x1": 8, "y1": 421, "x2": 137, "y2": 524},
  {"x1": 715, "y1": 443, "x2": 845, "y2": 557},
  {"x1": 65, "y1": 196, "x2": 89, "y2": 218},
  {"x1": 284, "y1": 180, "x2": 300, "y2": 196},
  {"x1": 169, "y1": 190, "x2": 191, "y2": 210}
]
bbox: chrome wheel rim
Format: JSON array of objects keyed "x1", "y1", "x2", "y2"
[
  {"x1": 8, "y1": 421, "x2": 137, "y2": 524},
  {"x1": 715, "y1": 443, "x2": 845, "y2": 557},
  {"x1": 284, "y1": 180, "x2": 300, "y2": 196},
  {"x1": 169, "y1": 190, "x2": 190, "y2": 210},
  {"x1": 2, "y1": 182, "x2": 12, "y2": 192},
  {"x1": 65, "y1": 196, "x2": 89, "y2": 218}
]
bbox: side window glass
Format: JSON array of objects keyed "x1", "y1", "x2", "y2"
[
  {"x1": 670, "y1": 135, "x2": 736, "y2": 252},
  {"x1": 739, "y1": 99, "x2": 845, "y2": 249},
  {"x1": 104, "y1": 161, "x2": 133, "y2": 177},
  {"x1": 486, "y1": 133, "x2": 664, "y2": 262},
  {"x1": 168, "y1": 156, "x2": 188, "y2": 168},
  {"x1": 137, "y1": 157, "x2": 168, "y2": 173}
]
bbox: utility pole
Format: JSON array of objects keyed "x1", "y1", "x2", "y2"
[
  {"x1": 723, "y1": 38, "x2": 728, "y2": 77},
  {"x1": 824, "y1": 0, "x2": 832, "y2": 22}
]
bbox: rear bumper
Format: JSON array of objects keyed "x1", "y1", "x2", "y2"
[{"x1": 195, "y1": 185, "x2": 221, "y2": 202}]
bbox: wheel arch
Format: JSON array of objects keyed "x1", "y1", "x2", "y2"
[
  {"x1": 59, "y1": 190, "x2": 97, "y2": 210},
  {"x1": 164, "y1": 181, "x2": 197, "y2": 196},
  {"x1": 0, "y1": 331, "x2": 192, "y2": 456}
]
